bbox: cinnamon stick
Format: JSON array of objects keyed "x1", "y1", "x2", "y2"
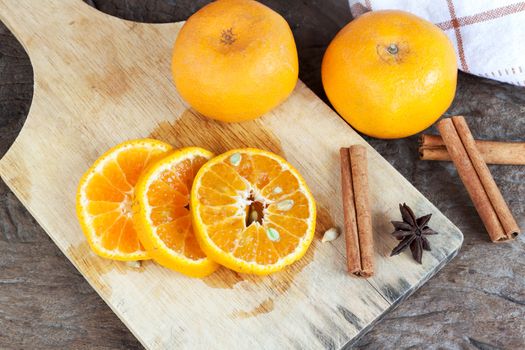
[
  {"x1": 419, "y1": 134, "x2": 525, "y2": 165},
  {"x1": 437, "y1": 116, "x2": 520, "y2": 242},
  {"x1": 340, "y1": 145, "x2": 374, "y2": 277}
]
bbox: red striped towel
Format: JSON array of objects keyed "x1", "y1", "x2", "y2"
[{"x1": 349, "y1": 0, "x2": 525, "y2": 86}]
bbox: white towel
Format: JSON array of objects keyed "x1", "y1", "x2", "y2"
[{"x1": 348, "y1": 0, "x2": 525, "y2": 86}]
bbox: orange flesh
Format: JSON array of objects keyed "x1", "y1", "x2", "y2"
[
  {"x1": 145, "y1": 156, "x2": 210, "y2": 260},
  {"x1": 82, "y1": 145, "x2": 169, "y2": 256},
  {"x1": 196, "y1": 152, "x2": 312, "y2": 265}
]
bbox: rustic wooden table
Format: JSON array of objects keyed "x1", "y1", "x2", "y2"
[{"x1": 0, "y1": 1, "x2": 523, "y2": 349}]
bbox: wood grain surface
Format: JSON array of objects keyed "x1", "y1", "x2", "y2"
[{"x1": 0, "y1": 1, "x2": 523, "y2": 349}]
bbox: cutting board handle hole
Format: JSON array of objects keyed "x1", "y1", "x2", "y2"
[
  {"x1": 83, "y1": 0, "x2": 195, "y2": 24},
  {"x1": 0, "y1": 24, "x2": 33, "y2": 159}
]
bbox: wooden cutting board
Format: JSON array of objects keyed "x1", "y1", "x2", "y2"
[{"x1": 0, "y1": 1, "x2": 463, "y2": 349}]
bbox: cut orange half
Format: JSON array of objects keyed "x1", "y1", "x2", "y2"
[
  {"x1": 191, "y1": 148, "x2": 316, "y2": 275},
  {"x1": 76, "y1": 139, "x2": 173, "y2": 261},
  {"x1": 133, "y1": 147, "x2": 219, "y2": 278}
]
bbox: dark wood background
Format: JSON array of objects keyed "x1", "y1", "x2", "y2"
[{"x1": 0, "y1": 1, "x2": 523, "y2": 349}]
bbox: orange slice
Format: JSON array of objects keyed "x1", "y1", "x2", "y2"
[
  {"x1": 133, "y1": 147, "x2": 219, "y2": 277},
  {"x1": 191, "y1": 148, "x2": 316, "y2": 275},
  {"x1": 76, "y1": 139, "x2": 173, "y2": 261}
]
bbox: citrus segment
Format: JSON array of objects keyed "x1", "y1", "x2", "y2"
[
  {"x1": 133, "y1": 147, "x2": 219, "y2": 278},
  {"x1": 191, "y1": 148, "x2": 316, "y2": 275},
  {"x1": 76, "y1": 139, "x2": 173, "y2": 261}
]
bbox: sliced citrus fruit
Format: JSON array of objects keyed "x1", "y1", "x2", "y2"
[
  {"x1": 133, "y1": 147, "x2": 219, "y2": 277},
  {"x1": 191, "y1": 148, "x2": 316, "y2": 275},
  {"x1": 76, "y1": 139, "x2": 173, "y2": 261}
]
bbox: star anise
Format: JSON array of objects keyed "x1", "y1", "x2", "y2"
[{"x1": 389, "y1": 203, "x2": 438, "y2": 264}]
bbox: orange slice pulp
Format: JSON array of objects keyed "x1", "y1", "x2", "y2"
[
  {"x1": 76, "y1": 139, "x2": 172, "y2": 261},
  {"x1": 133, "y1": 147, "x2": 219, "y2": 277},
  {"x1": 191, "y1": 148, "x2": 316, "y2": 275}
]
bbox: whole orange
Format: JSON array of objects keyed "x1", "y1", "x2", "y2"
[
  {"x1": 322, "y1": 10, "x2": 457, "y2": 139},
  {"x1": 171, "y1": 0, "x2": 298, "y2": 122}
]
